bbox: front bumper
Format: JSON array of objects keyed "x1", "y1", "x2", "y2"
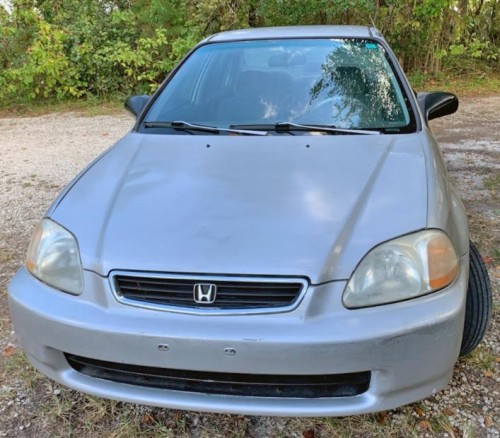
[{"x1": 8, "y1": 257, "x2": 468, "y2": 416}]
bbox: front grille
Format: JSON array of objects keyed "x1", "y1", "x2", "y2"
[
  {"x1": 113, "y1": 275, "x2": 304, "y2": 309},
  {"x1": 65, "y1": 354, "x2": 371, "y2": 398}
]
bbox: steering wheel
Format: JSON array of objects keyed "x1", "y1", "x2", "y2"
[{"x1": 302, "y1": 96, "x2": 368, "y2": 125}]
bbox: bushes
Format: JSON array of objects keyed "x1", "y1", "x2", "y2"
[
  {"x1": 0, "y1": 2, "x2": 185, "y2": 101},
  {"x1": 0, "y1": 0, "x2": 498, "y2": 104}
]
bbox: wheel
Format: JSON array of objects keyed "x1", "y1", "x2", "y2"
[{"x1": 459, "y1": 241, "x2": 493, "y2": 356}]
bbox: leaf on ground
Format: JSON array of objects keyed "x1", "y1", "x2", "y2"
[
  {"x1": 141, "y1": 414, "x2": 153, "y2": 424},
  {"x1": 484, "y1": 370, "x2": 493, "y2": 377},
  {"x1": 377, "y1": 411, "x2": 389, "y2": 425},
  {"x1": 415, "y1": 406, "x2": 425, "y2": 417},
  {"x1": 485, "y1": 416, "x2": 493, "y2": 428},
  {"x1": 442, "y1": 408, "x2": 454, "y2": 416},
  {"x1": 302, "y1": 429, "x2": 315, "y2": 438},
  {"x1": 418, "y1": 420, "x2": 431, "y2": 430},
  {"x1": 2, "y1": 346, "x2": 15, "y2": 357},
  {"x1": 482, "y1": 256, "x2": 493, "y2": 264}
]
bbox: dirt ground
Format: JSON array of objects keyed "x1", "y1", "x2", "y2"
[{"x1": 0, "y1": 96, "x2": 498, "y2": 437}]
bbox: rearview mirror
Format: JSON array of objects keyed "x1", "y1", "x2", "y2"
[
  {"x1": 125, "y1": 95, "x2": 150, "y2": 118},
  {"x1": 417, "y1": 92, "x2": 459, "y2": 121}
]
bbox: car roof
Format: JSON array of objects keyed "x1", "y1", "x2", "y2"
[{"x1": 206, "y1": 25, "x2": 379, "y2": 42}]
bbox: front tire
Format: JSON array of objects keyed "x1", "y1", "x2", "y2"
[{"x1": 459, "y1": 241, "x2": 493, "y2": 356}]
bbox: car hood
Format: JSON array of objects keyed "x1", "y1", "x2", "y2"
[{"x1": 51, "y1": 133, "x2": 428, "y2": 283}]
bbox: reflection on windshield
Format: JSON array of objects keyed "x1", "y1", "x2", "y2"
[
  {"x1": 306, "y1": 42, "x2": 407, "y2": 128},
  {"x1": 145, "y1": 39, "x2": 413, "y2": 133}
]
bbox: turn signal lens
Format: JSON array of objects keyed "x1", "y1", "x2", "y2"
[{"x1": 428, "y1": 235, "x2": 459, "y2": 289}]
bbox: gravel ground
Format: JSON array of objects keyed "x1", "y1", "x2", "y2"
[{"x1": 0, "y1": 97, "x2": 498, "y2": 437}]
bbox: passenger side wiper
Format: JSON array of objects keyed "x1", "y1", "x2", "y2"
[
  {"x1": 143, "y1": 120, "x2": 268, "y2": 136},
  {"x1": 231, "y1": 122, "x2": 381, "y2": 135}
]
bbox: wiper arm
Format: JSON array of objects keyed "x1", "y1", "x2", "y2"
[
  {"x1": 143, "y1": 120, "x2": 267, "y2": 136},
  {"x1": 231, "y1": 122, "x2": 380, "y2": 135},
  {"x1": 275, "y1": 122, "x2": 380, "y2": 135}
]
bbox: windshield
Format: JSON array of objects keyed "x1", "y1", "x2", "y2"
[{"x1": 143, "y1": 39, "x2": 416, "y2": 133}]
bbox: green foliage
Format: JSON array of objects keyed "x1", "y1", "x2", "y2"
[
  {"x1": 0, "y1": 0, "x2": 198, "y2": 102},
  {"x1": 0, "y1": 0, "x2": 498, "y2": 105},
  {"x1": 258, "y1": 0, "x2": 375, "y2": 26}
]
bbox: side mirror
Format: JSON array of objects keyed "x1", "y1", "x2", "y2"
[
  {"x1": 417, "y1": 92, "x2": 459, "y2": 121},
  {"x1": 124, "y1": 95, "x2": 150, "y2": 118}
]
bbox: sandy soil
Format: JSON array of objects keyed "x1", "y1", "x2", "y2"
[{"x1": 0, "y1": 97, "x2": 498, "y2": 437}]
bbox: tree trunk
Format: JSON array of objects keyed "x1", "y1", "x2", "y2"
[{"x1": 459, "y1": 0, "x2": 468, "y2": 18}]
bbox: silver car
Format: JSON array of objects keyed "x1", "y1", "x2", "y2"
[{"x1": 8, "y1": 25, "x2": 492, "y2": 416}]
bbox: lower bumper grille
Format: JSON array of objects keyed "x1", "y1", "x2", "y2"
[{"x1": 65, "y1": 354, "x2": 370, "y2": 398}]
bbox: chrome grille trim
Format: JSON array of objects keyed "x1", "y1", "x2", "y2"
[{"x1": 109, "y1": 271, "x2": 309, "y2": 315}]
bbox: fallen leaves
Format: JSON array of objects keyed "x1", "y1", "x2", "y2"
[
  {"x1": 377, "y1": 411, "x2": 389, "y2": 425},
  {"x1": 2, "y1": 346, "x2": 15, "y2": 357},
  {"x1": 415, "y1": 406, "x2": 425, "y2": 417},
  {"x1": 141, "y1": 414, "x2": 153, "y2": 424},
  {"x1": 418, "y1": 420, "x2": 431, "y2": 430}
]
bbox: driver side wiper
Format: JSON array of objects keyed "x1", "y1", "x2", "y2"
[
  {"x1": 143, "y1": 120, "x2": 267, "y2": 136},
  {"x1": 230, "y1": 122, "x2": 381, "y2": 135}
]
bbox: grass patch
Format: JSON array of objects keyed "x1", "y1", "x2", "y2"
[
  {"x1": 408, "y1": 71, "x2": 500, "y2": 96},
  {"x1": 0, "y1": 96, "x2": 125, "y2": 118},
  {"x1": 0, "y1": 350, "x2": 44, "y2": 391},
  {"x1": 461, "y1": 345, "x2": 497, "y2": 372},
  {"x1": 494, "y1": 248, "x2": 500, "y2": 264},
  {"x1": 484, "y1": 174, "x2": 500, "y2": 198}
]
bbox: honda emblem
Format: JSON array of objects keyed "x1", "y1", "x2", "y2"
[{"x1": 193, "y1": 283, "x2": 217, "y2": 304}]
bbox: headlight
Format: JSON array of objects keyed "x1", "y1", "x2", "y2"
[
  {"x1": 343, "y1": 230, "x2": 459, "y2": 308},
  {"x1": 26, "y1": 219, "x2": 83, "y2": 295}
]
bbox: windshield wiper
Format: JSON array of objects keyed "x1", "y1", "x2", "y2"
[
  {"x1": 230, "y1": 122, "x2": 381, "y2": 135},
  {"x1": 143, "y1": 120, "x2": 267, "y2": 136}
]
